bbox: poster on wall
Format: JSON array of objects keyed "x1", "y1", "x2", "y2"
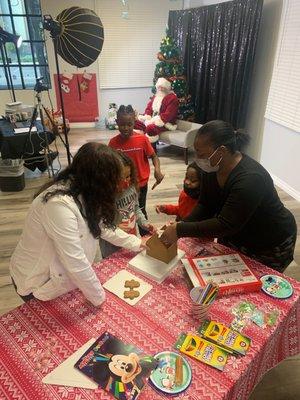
[{"x1": 54, "y1": 73, "x2": 98, "y2": 122}]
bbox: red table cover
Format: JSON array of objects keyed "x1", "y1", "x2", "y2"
[{"x1": 0, "y1": 238, "x2": 299, "y2": 400}]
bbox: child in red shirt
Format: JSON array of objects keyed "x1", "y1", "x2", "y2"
[
  {"x1": 156, "y1": 162, "x2": 202, "y2": 220},
  {"x1": 109, "y1": 105, "x2": 164, "y2": 222}
]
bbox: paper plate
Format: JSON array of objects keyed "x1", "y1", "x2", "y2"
[
  {"x1": 260, "y1": 274, "x2": 293, "y2": 299},
  {"x1": 149, "y1": 351, "x2": 192, "y2": 395}
]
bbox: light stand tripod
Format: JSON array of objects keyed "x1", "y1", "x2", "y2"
[
  {"x1": 25, "y1": 85, "x2": 56, "y2": 177},
  {"x1": 0, "y1": 42, "x2": 16, "y2": 102}
]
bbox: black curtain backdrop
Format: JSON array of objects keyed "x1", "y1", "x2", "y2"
[{"x1": 168, "y1": 0, "x2": 263, "y2": 128}]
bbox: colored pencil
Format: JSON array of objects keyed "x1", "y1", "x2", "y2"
[{"x1": 196, "y1": 282, "x2": 212, "y2": 303}]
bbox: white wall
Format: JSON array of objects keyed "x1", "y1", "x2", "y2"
[
  {"x1": 100, "y1": 87, "x2": 150, "y2": 119},
  {"x1": 97, "y1": 0, "x2": 182, "y2": 117},
  {"x1": 245, "y1": 0, "x2": 283, "y2": 159},
  {"x1": 258, "y1": 0, "x2": 300, "y2": 201},
  {"x1": 261, "y1": 120, "x2": 300, "y2": 200}
]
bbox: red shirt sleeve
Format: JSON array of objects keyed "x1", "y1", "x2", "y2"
[
  {"x1": 163, "y1": 204, "x2": 180, "y2": 216},
  {"x1": 143, "y1": 135, "x2": 155, "y2": 157}
]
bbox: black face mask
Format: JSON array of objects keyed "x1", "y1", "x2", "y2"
[{"x1": 183, "y1": 184, "x2": 201, "y2": 199}]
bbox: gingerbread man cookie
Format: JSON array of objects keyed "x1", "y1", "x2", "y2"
[
  {"x1": 123, "y1": 289, "x2": 140, "y2": 300},
  {"x1": 124, "y1": 279, "x2": 140, "y2": 289}
]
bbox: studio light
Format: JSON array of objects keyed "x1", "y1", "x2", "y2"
[
  {"x1": 0, "y1": 26, "x2": 23, "y2": 102},
  {"x1": 42, "y1": 7, "x2": 104, "y2": 165},
  {"x1": 43, "y1": 7, "x2": 104, "y2": 68},
  {"x1": 0, "y1": 27, "x2": 22, "y2": 48}
]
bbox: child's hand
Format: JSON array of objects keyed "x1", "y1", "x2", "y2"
[
  {"x1": 155, "y1": 205, "x2": 166, "y2": 214},
  {"x1": 140, "y1": 235, "x2": 150, "y2": 250},
  {"x1": 142, "y1": 223, "x2": 157, "y2": 234},
  {"x1": 152, "y1": 171, "x2": 164, "y2": 190}
]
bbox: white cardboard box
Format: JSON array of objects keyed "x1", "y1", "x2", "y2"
[{"x1": 128, "y1": 249, "x2": 185, "y2": 283}]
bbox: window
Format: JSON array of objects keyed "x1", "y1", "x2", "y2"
[
  {"x1": 0, "y1": 0, "x2": 50, "y2": 90},
  {"x1": 265, "y1": 0, "x2": 300, "y2": 132}
]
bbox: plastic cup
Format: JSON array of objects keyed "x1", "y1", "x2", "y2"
[{"x1": 190, "y1": 287, "x2": 212, "y2": 322}]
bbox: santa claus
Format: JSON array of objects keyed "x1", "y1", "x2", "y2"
[{"x1": 135, "y1": 77, "x2": 179, "y2": 139}]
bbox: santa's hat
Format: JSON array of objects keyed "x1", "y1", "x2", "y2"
[{"x1": 155, "y1": 77, "x2": 171, "y2": 92}]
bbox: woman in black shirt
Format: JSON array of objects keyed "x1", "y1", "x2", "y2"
[{"x1": 161, "y1": 120, "x2": 297, "y2": 272}]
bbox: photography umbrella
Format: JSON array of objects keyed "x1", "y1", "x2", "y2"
[
  {"x1": 43, "y1": 7, "x2": 104, "y2": 164},
  {"x1": 55, "y1": 7, "x2": 104, "y2": 68}
]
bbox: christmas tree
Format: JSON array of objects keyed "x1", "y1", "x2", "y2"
[{"x1": 152, "y1": 34, "x2": 194, "y2": 120}]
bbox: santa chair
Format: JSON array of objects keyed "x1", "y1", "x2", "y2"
[{"x1": 146, "y1": 120, "x2": 202, "y2": 165}]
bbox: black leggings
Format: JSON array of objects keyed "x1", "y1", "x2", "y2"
[
  {"x1": 138, "y1": 184, "x2": 148, "y2": 219},
  {"x1": 138, "y1": 184, "x2": 148, "y2": 236},
  {"x1": 11, "y1": 278, "x2": 35, "y2": 302}
]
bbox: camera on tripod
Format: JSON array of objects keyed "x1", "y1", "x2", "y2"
[{"x1": 34, "y1": 77, "x2": 48, "y2": 93}]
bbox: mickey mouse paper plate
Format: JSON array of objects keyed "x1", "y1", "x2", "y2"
[
  {"x1": 149, "y1": 351, "x2": 192, "y2": 395},
  {"x1": 260, "y1": 274, "x2": 293, "y2": 299}
]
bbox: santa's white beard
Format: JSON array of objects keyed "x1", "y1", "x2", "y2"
[{"x1": 152, "y1": 92, "x2": 166, "y2": 115}]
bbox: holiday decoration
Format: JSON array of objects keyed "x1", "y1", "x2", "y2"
[
  {"x1": 106, "y1": 103, "x2": 118, "y2": 130},
  {"x1": 61, "y1": 73, "x2": 73, "y2": 94},
  {"x1": 80, "y1": 72, "x2": 93, "y2": 93},
  {"x1": 152, "y1": 34, "x2": 194, "y2": 120},
  {"x1": 54, "y1": 73, "x2": 98, "y2": 122}
]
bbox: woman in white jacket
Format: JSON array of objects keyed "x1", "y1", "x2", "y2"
[{"x1": 10, "y1": 142, "x2": 144, "y2": 306}]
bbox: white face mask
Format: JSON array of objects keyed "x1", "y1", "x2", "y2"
[{"x1": 195, "y1": 148, "x2": 222, "y2": 173}]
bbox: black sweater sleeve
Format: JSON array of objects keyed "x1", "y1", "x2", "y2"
[
  {"x1": 183, "y1": 203, "x2": 212, "y2": 222},
  {"x1": 177, "y1": 173, "x2": 267, "y2": 239}
]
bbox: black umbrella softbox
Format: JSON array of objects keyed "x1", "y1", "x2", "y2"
[{"x1": 53, "y1": 6, "x2": 104, "y2": 68}]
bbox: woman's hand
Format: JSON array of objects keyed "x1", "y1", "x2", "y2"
[{"x1": 160, "y1": 223, "x2": 178, "y2": 246}]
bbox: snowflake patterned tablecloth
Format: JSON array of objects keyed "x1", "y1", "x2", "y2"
[{"x1": 0, "y1": 238, "x2": 299, "y2": 400}]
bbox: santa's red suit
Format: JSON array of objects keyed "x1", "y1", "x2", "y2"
[{"x1": 135, "y1": 78, "x2": 179, "y2": 138}]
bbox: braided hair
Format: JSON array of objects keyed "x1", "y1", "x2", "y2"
[
  {"x1": 116, "y1": 105, "x2": 135, "y2": 119},
  {"x1": 196, "y1": 120, "x2": 250, "y2": 153}
]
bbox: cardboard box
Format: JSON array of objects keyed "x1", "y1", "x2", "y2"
[
  {"x1": 146, "y1": 233, "x2": 177, "y2": 264},
  {"x1": 128, "y1": 248, "x2": 185, "y2": 283}
]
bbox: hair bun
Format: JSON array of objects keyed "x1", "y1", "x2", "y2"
[
  {"x1": 117, "y1": 105, "x2": 135, "y2": 116},
  {"x1": 126, "y1": 105, "x2": 134, "y2": 113},
  {"x1": 235, "y1": 129, "x2": 250, "y2": 150}
]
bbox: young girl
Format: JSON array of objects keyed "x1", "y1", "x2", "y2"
[
  {"x1": 156, "y1": 162, "x2": 202, "y2": 221},
  {"x1": 100, "y1": 151, "x2": 155, "y2": 258},
  {"x1": 109, "y1": 105, "x2": 164, "y2": 222}
]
